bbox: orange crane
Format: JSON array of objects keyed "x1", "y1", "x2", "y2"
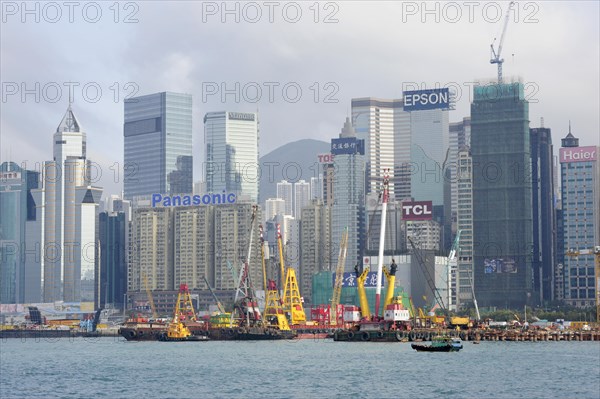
[
  {"x1": 566, "y1": 246, "x2": 600, "y2": 324},
  {"x1": 330, "y1": 228, "x2": 349, "y2": 325}
]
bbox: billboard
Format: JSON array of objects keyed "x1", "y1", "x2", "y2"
[
  {"x1": 331, "y1": 137, "x2": 365, "y2": 155},
  {"x1": 403, "y1": 88, "x2": 450, "y2": 111},
  {"x1": 401, "y1": 201, "x2": 433, "y2": 220},
  {"x1": 484, "y1": 258, "x2": 517, "y2": 274},
  {"x1": 332, "y1": 272, "x2": 385, "y2": 288},
  {"x1": 559, "y1": 146, "x2": 597, "y2": 163}
]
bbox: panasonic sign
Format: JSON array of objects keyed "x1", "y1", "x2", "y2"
[
  {"x1": 151, "y1": 192, "x2": 237, "y2": 207},
  {"x1": 403, "y1": 88, "x2": 450, "y2": 111}
]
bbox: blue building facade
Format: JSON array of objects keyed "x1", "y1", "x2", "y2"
[{"x1": 0, "y1": 162, "x2": 39, "y2": 303}]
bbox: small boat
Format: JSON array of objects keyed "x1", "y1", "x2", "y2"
[{"x1": 411, "y1": 336, "x2": 463, "y2": 352}]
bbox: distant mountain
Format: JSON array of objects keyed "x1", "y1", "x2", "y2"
[{"x1": 259, "y1": 139, "x2": 330, "y2": 202}]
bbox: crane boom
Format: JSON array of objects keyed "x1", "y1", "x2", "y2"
[
  {"x1": 408, "y1": 237, "x2": 447, "y2": 316},
  {"x1": 331, "y1": 228, "x2": 349, "y2": 325},
  {"x1": 203, "y1": 276, "x2": 225, "y2": 314},
  {"x1": 142, "y1": 271, "x2": 157, "y2": 319},
  {"x1": 490, "y1": 1, "x2": 515, "y2": 83}
]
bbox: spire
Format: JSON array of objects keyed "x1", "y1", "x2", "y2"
[
  {"x1": 561, "y1": 121, "x2": 578, "y2": 148},
  {"x1": 56, "y1": 103, "x2": 81, "y2": 133},
  {"x1": 340, "y1": 117, "x2": 356, "y2": 138}
]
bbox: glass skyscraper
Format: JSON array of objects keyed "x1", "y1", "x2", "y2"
[
  {"x1": 471, "y1": 82, "x2": 533, "y2": 308},
  {"x1": 330, "y1": 118, "x2": 366, "y2": 270},
  {"x1": 124, "y1": 92, "x2": 193, "y2": 199},
  {"x1": 0, "y1": 162, "x2": 39, "y2": 303},
  {"x1": 204, "y1": 111, "x2": 259, "y2": 202}
]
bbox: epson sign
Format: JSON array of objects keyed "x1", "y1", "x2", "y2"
[{"x1": 403, "y1": 88, "x2": 450, "y2": 111}]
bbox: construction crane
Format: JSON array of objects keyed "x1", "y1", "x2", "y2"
[
  {"x1": 259, "y1": 224, "x2": 268, "y2": 292},
  {"x1": 565, "y1": 246, "x2": 600, "y2": 324},
  {"x1": 203, "y1": 276, "x2": 226, "y2": 314},
  {"x1": 142, "y1": 271, "x2": 157, "y2": 319},
  {"x1": 490, "y1": 1, "x2": 515, "y2": 83},
  {"x1": 231, "y1": 205, "x2": 262, "y2": 328},
  {"x1": 164, "y1": 283, "x2": 197, "y2": 340},
  {"x1": 446, "y1": 231, "x2": 461, "y2": 310},
  {"x1": 330, "y1": 227, "x2": 349, "y2": 325},
  {"x1": 382, "y1": 259, "x2": 397, "y2": 310},
  {"x1": 408, "y1": 237, "x2": 447, "y2": 316},
  {"x1": 277, "y1": 223, "x2": 307, "y2": 325}
]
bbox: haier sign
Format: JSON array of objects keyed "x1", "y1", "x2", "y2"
[
  {"x1": 559, "y1": 146, "x2": 597, "y2": 163},
  {"x1": 403, "y1": 88, "x2": 450, "y2": 111}
]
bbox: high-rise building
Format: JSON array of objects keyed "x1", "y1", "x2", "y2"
[
  {"x1": 410, "y1": 108, "x2": 449, "y2": 206},
  {"x1": 0, "y1": 162, "x2": 40, "y2": 303},
  {"x1": 173, "y1": 206, "x2": 214, "y2": 289},
  {"x1": 205, "y1": 111, "x2": 259, "y2": 202},
  {"x1": 456, "y1": 148, "x2": 475, "y2": 310},
  {"x1": 98, "y1": 211, "x2": 127, "y2": 310},
  {"x1": 406, "y1": 220, "x2": 441, "y2": 251},
  {"x1": 276, "y1": 180, "x2": 293, "y2": 216},
  {"x1": 449, "y1": 117, "x2": 471, "y2": 228},
  {"x1": 294, "y1": 180, "x2": 310, "y2": 218},
  {"x1": 330, "y1": 118, "x2": 366, "y2": 270},
  {"x1": 351, "y1": 98, "x2": 409, "y2": 199},
  {"x1": 265, "y1": 198, "x2": 285, "y2": 222},
  {"x1": 559, "y1": 130, "x2": 599, "y2": 308},
  {"x1": 471, "y1": 82, "x2": 533, "y2": 308},
  {"x1": 299, "y1": 200, "x2": 331, "y2": 304},
  {"x1": 530, "y1": 127, "x2": 556, "y2": 303},
  {"x1": 30, "y1": 105, "x2": 103, "y2": 303},
  {"x1": 124, "y1": 92, "x2": 193, "y2": 199},
  {"x1": 310, "y1": 175, "x2": 323, "y2": 201}
]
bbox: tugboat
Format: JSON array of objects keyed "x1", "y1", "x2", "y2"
[{"x1": 411, "y1": 336, "x2": 463, "y2": 352}]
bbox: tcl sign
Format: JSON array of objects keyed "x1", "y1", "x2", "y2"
[
  {"x1": 402, "y1": 201, "x2": 433, "y2": 220},
  {"x1": 560, "y1": 146, "x2": 597, "y2": 163}
]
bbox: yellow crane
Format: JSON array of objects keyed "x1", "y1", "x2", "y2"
[
  {"x1": 164, "y1": 284, "x2": 197, "y2": 341},
  {"x1": 330, "y1": 228, "x2": 348, "y2": 325},
  {"x1": 277, "y1": 224, "x2": 306, "y2": 324},
  {"x1": 382, "y1": 259, "x2": 397, "y2": 310},
  {"x1": 142, "y1": 271, "x2": 157, "y2": 319},
  {"x1": 354, "y1": 265, "x2": 370, "y2": 319},
  {"x1": 565, "y1": 246, "x2": 600, "y2": 324}
]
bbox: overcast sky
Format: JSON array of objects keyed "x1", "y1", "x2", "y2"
[{"x1": 1, "y1": 1, "x2": 598, "y2": 197}]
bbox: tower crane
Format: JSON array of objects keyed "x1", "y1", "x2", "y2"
[
  {"x1": 330, "y1": 227, "x2": 349, "y2": 325},
  {"x1": 565, "y1": 246, "x2": 600, "y2": 324},
  {"x1": 490, "y1": 1, "x2": 515, "y2": 83}
]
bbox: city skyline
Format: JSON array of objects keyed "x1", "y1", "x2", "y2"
[{"x1": 1, "y1": 2, "x2": 599, "y2": 200}]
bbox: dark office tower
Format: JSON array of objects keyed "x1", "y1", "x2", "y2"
[
  {"x1": 124, "y1": 92, "x2": 193, "y2": 199},
  {"x1": 471, "y1": 82, "x2": 533, "y2": 308},
  {"x1": 530, "y1": 127, "x2": 556, "y2": 304},
  {"x1": 98, "y1": 212, "x2": 127, "y2": 310}
]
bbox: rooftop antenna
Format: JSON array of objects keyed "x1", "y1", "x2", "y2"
[{"x1": 540, "y1": 117, "x2": 544, "y2": 128}]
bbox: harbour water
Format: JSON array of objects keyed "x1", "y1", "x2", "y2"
[{"x1": 1, "y1": 337, "x2": 599, "y2": 398}]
